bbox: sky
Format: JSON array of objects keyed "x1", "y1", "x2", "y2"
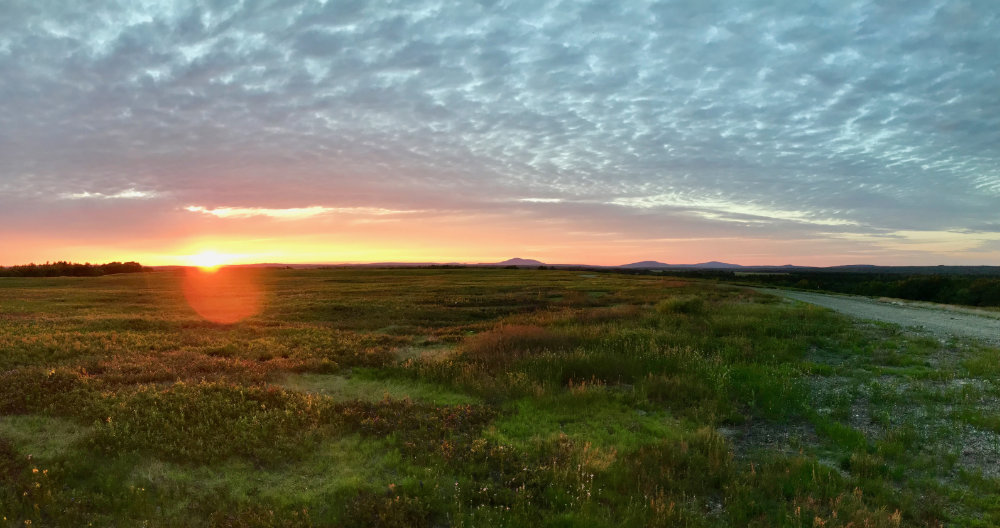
[{"x1": 1, "y1": 0, "x2": 999, "y2": 267}]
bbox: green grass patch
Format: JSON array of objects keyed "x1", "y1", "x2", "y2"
[
  {"x1": 487, "y1": 389, "x2": 681, "y2": 451},
  {"x1": 0, "y1": 268, "x2": 996, "y2": 525},
  {"x1": 0, "y1": 415, "x2": 92, "y2": 461},
  {"x1": 278, "y1": 370, "x2": 480, "y2": 405}
]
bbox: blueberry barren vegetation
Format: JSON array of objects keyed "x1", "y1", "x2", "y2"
[{"x1": 1, "y1": 268, "x2": 998, "y2": 526}]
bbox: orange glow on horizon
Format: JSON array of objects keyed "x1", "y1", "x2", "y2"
[
  {"x1": 7, "y1": 211, "x2": 1000, "y2": 268},
  {"x1": 181, "y1": 267, "x2": 263, "y2": 324},
  {"x1": 186, "y1": 250, "x2": 232, "y2": 272}
]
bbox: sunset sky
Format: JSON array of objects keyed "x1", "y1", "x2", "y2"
[{"x1": 2, "y1": 1, "x2": 999, "y2": 266}]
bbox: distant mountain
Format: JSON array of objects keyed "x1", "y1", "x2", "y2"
[
  {"x1": 620, "y1": 260, "x2": 743, "y2": 269},
  {"x1": 693, "y1": 261, "x2": 744, "y2": 269},
  {"x1": 494, "y1": 258, "x2": 545, "y2": 266},
  {"x1": 621, "y1": 261, "x2": 672, "y2": 268}
]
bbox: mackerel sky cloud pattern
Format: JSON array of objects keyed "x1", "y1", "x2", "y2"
[{"x1": 1, "y1": 1, "x2": 998, "y2": 265}]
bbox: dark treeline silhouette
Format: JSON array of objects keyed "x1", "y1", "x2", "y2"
[
  {"x1": 0, "y1": 261, "x2": 150, "y2": 277},
  {"x1": 743, "y1": 272, "x2": 1000, "y2": 307},
  {"x1": 613, "y1": 268, "x2": 1000, "y2": 308}
]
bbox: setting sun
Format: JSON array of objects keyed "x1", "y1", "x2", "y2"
[{"x1": 187, "y1": 250, "x2": 230, "y2": 270}]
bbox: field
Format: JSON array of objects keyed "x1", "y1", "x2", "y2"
[{"x1": 1, "y1": 268, "x2": 999, "y2": 527}]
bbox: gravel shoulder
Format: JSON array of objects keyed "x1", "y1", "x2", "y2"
[{"x1": 755, "y1": 288, "x2": 1000, "y2": 346}]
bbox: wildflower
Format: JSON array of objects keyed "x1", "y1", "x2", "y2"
[{"x1": 32, "y1": 468, "x2": 38, "y2": 474}]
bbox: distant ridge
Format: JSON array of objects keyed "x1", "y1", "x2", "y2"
[
  {"x1": 693, "y1": 261, "x2": 744, "y2": 269},
  {"x1": 621, "y1": 260, "x2": 743, "y2": 269},
  {"x1": 149, "y1": 261, "x2": 1000, "y2": 276},
  {"x1": 493, "y1": 257, "x2": 545, "y2": 266},
  {"x1": 621, "y1": 260, "x2": 671, "y2": 268}
]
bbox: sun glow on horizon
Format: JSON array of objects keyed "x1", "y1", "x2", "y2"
[{"x1": 186, "y1": 250, "x2": 231, "y2": 271}]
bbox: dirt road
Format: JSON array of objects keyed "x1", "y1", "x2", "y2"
[{"x1": 755, "y1": 288, "x2": 1000, "y2": 346}]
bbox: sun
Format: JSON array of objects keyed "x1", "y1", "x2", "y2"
[{"x1": 187, "y1": 250, "x2": 229, "y2": 271}]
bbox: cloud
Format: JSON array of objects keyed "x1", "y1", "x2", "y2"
[
  {"x1": 61, "y1": 189, "x2": 158, "y2": 200},
  {"x1": 518, "y1": 198, "x2": 565, "y2": 203},
  {"x1": 183, "y1": 205, "x2": 419, "y2": 219},
  {"x1": 1, "y1": 0, "x2": 998, "y2": 263},
  {"x1": 610, "y1": 193, "x2": 858, "y2": 227},
  {"x1": 831, "y1": 230, "x2": 1000, "y2": 254}
]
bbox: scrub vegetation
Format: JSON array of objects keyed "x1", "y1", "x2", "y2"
[{"x1": 0, "y1": 268, "x2": 997, "y2": 526}]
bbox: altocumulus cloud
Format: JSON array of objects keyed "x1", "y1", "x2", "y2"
[
  {"x1": 184, "y1": 205, "x2": 419, "y2": 219},
  {"x1": 1, "y1": 0, "x2": 999, "y2": 262}
]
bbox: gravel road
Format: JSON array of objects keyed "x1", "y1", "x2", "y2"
[{"x1": 755, "y1": 288, "x2": 1000, "y2": 346}]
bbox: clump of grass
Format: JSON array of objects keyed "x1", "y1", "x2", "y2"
[
  {"x1": 340, "y1": 490, "x2": 434, "y2": 528},
  {"x1": 640, "y1": 371, "x2": 731, "y2": 422},
  {"x1": 334, "y1": 398, "x2": 496, "y2": 461},
  {"x1": 460, "y1": 324, "x2": 577, "y2": 370},
  {"x1": 846, "y1": 451, "x2": 889, "y2": 480},
  {"x1": 656, "y1": 295, "x2": 705, "y2": 315},
  {"x1": 727, "y1": 364, "x2": 808, "y2": 420},
  {"x1": 812, "y1": 415, "x2": 869, "y2": 452},
  {"x1": 726, "y1": 455, "x2": 906, "y2": 527},
  {"x1": 630, "y1": 427, "x2": 733, "y2": 497}
]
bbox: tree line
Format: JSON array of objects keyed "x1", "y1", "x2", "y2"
[
  {"x1": 612, "y1": 268, "x2": 1000, "y2": 308},
  {"x1": 747, "y1": 272, "x2": 1000, "y2": 307},
  {"x1": 0, "y1": 261, "x2": 150, "y2": 277}
]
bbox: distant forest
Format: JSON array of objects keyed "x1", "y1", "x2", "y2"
[
  {"x1": 745, "y1": 272, "x2": 1000, "y2": 307},
  {"x1": 0, "y1": 261, "x2": 149, "y2": 277},
  {"x1": 622, "y1": 270, "x2": 1000, "y2": 308}
]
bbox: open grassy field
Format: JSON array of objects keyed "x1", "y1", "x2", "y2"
[{"x1": 1, "y1": 268, "x2": 998, "y2": 527}]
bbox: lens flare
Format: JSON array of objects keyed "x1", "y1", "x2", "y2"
[{"x1": 181, "y1": 267, "x2": 263, "y2": 324}]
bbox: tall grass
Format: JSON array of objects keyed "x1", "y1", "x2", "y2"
[{"x1": 0, "y1": 269, "x2": 993, "y2": 525}]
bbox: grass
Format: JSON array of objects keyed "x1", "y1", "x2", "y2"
[
  {"x1": 278, "y1": 370, "x2": 480, "y2": 406},
  {"x1": 0, "y1": 268, "x2": 998, "y2": 526}
]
